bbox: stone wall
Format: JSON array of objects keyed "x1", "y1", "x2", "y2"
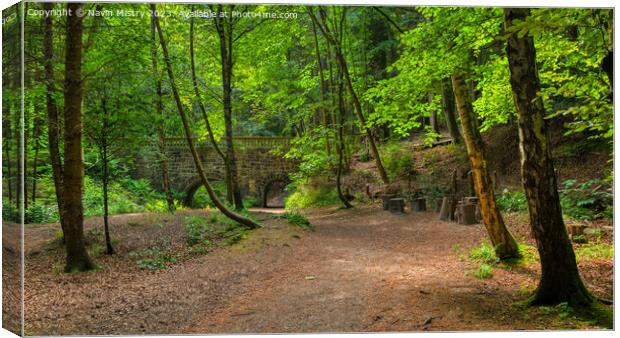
[{"x1": 137, "y1": 137, "x2": 298, "y2": 206}]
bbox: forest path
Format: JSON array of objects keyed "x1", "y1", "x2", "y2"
[{"x1": 16, "y1": 205, "x2": 607, "y2": 335}]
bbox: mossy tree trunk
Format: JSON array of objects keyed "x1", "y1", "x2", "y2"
[
  {"x1": 452, "y1": 72, "x2": 519, "y2": 260},
  {"x1": 504, "y1": 8, "x2": 591, "y2": 306},
  {"x1": 62, "y1": 3, "x2": 95, "y2": 272}
]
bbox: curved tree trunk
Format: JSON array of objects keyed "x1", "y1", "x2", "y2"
[
  {"x1": 452, "y1": 72, "x2": 519, "y2": 260},
  {"x1": 504, "y1": 8, "x2": 591, "y2": 306},
  {"x1": 151, "y1": 5, "x2": 259, "y2": 229},
  {"x1": 62, "y1": 2, "x2": 94, "y2": 272}
]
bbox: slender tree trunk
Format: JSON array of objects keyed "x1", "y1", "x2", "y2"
[
  {"x1": 441, "y1": 78, "x2": 461, "y2": 143},
  {"x1": 152, "y1": 5, "x2": 259, "y2": 229},
  {"x1": 452, "y1": 72, "x2": 519, "y2": 259},
  {"x1": 189, "y1": 12, "x2": 233, "y2": 200},
  {"x1": 149, "y1": 13, "x2": 175, "y2": 213},
  {"x1": 311, "y1": 19, "x2": 332, "y2": 158},
  {"x1": 62, "y1": 3, "x2": 94, "y2": 272},
  {"x1": 30, "y1": 105, "x2": 42, "y2": 203},
  {"x1": 4, "y1": 105, "x2": 13, "y2": 203},
  {"x1": 43, "y1": 1, "x2": 66, "y2": 236},
  {"x1": 214, "y1": 10, "x2": 244, "y2": 210},
  {"x1": 336, "y1": 67, "x2": 353, "y2": 209},
  {"x1": 100, "y1": 99, "x2": 114, "y2": 255},
  {"x1": 505, "y1": 8, "x2": 591, "y2": 306},
  {"x1": 428, "y1": 94, "x2": 439, "y2": 133},
  {"x1": 309, "y1": 7, "x2": 389, "y2": 184},
  {"x1": 23, "y1": 105, "x2": 29, "y2": 212}
]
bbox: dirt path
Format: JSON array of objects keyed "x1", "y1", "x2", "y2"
[{"x1": 7, "y1": 205, "x2": 612, "y2": 335}]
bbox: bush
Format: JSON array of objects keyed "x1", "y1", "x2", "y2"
[
  {"x1": 471, "y1": 263, "x2": 494, "y2": 279},
  {"x1": 279, "y1": 212, "x2": 313, "y2": 231},
  {"x1": 285, "y1": 183, "x2": 340, "y2": 211},
  {"x1": 130, "y1": 248, "x2": 177, "y2": 270},
  {"x1": 2, "y1": 200, "x2": 18, "y2": 222},
  {"x1": 560, "y1": 179, "x2": 612, "y2": 220},
  {"x1": 25, "y1": 202, "x2": 58, "y2": 224},
  {"x1": 496, "y1": 189, "x2": 528, "y2": 212},
  {"x1": 575, "y1": 242, "x2": 613, "y2": 261},
  {"x1": 381, "y1": 142, "x2": 415, "y2": 180},
  {"x1": 469, "y1": 242, "x2": 500, "y2": 265},
  {"x1": 184, "y1": 215, "x2": 211, "y2": 246}
]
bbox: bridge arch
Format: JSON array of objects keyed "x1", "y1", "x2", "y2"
[
  {"x1": 182, "y1": 176, "x2": 226, "y2": 207},
  {"x1": 257, "y1": 173, "x2": 291, "y2": 208}
]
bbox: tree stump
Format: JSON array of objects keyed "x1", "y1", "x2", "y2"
[
  {"x1": 381, "y1": 194, "x2": 396, "y2": 210},
  {"x1": 456, "y1": 203, "x2": 477, "y2": 225},
  {"x1": 439, "y1": 196, "x2": 456, "y2": 221},
  {"x1": 411, "y1": 198, "x2": 426, "y2": 212},
  {"x1": 567, "y1": 224, "x2": 586, "y2": 237},
  {"x1": 388, "y1": 198, "x2": 405, "y2": 214},
  {"x1": 434, "y1": 200, "x2": 442, "y2": 212}
]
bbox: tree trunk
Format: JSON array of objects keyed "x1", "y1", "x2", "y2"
[
  {"x1": 100, "y1": 100, "x2": 114, "y2": 255},
  {"x1": 452, "y1": 72, "x2": 519, "y2": 259},
  {"x1": 43, "y1": 1, "x2": 67, "y2": 236},
  {"x1": 309, "y1": 7, "x2": 389, "y2": 184},
  {"x1": 189, "y1": 13, "x2": 230, "y2": 180},
  {"x1": 152, "y1": 5, "x2": 259, "y2": 229},
  {"x1": 311, "y1": 19, "x2": 332, "y2": 158},
  {"x1": 62, "y1": 3, "x2": 94, "y2": 272},
  {"x1": 335, "y1": 65, "x2": 353, "y2": 209},
  {"x1": 504, "y1": 8, "x2": 591, "y2": 306},
  {"x1": 30, "y1": 104, "x2": 43, "y2": 204},
  {"x1": 4, "y1": 104, "x2": 13, "y2": 203},
  {"x1": 441, "y1": 78, "x2": 461, "y2": 143},
  {"x1": 214, "y1": 9, "x2": 244, "y2": 210},
  {"x1": 428, "y1": 94, "x2": 439, "y2": 133},
  {"x1": 149, "y1": 12, "x2": 175, "y2": 213}
]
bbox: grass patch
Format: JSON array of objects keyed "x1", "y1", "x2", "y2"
[
  {"x1": 130, "y1": 247, "x2": 176, "y2": 270},
  {"x1": 275, "y1": 212, "x2": 314, "y2": 231},
  {"x1": 514, "y1": 300, "x2": 613, "y2": 329},
  {"x1": 285, "y1": 185, "x2": 340, "y2": 211},
  {"x1": 469, "y1": 242, "x2": 500, "y2": 264},
  {"x1": 470, "y1": 263, "x2": 494, "y2": 279},
  {"x1": 575, "y1": 242, "x2": 613, "y2": 261}
]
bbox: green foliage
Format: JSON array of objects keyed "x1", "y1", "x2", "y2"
[
  {"x1": 192, "y1": 182, "x2": 227, "y2": 209},
  {"x1": 496, "y1": 189, "x2": 529, "y2": 213},
  {"x1": 184, "y1": 215, "x2": 211, "y2": 246},
  {"x1": 285, "y1": 182, "x2": 340, "y2": 211},
  {"x1": 560, "y1": 179, "x2": 612, "y2": 220},
  {"x1": 574, "y1": 242, "x2": 613, "y2": 261},
  {"x1": 469, "y1": 242, "x2": 500, "y2": 265},
  {"x1": 130, "y1": 248, "x2": 177, "y2": 270},
  {"x1": 279, "y1": 212, "x2": 313, "y2": 231},
  {"x1": 381, "y1": 142, "x2": 415, "y2": 181},
  {"x1": 471, "y1": 263, "x2": 494, "y2": 279},
  {"x1": 25, "y1": 202, "x2": 58, "y2": 224},
  {"x1": 2, "y1": 200, "x2": 18, "y2": 223}
]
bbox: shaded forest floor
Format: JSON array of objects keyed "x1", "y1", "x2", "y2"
[{"x1": 2, "y1": 204, "x2": 613, "y2": 335}]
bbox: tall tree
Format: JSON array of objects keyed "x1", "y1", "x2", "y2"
[
  {"x1": 504, "y1": 8, "x2": 591, "y2": 306},
  {"x1": 150, "y1": 12, "x2": 175, "y2": 213},
  {"x1": 151, "y1": 4, "x2": 259, "y2": 229},
  {"x1": 452, "y1": 72, "x2": 519, "y2": 259},
  {"x1": 308, "y1": 6, "x2": 390, "y2": 184},
  {"x1": 61, "y1": 2, "x2": 94, "y2": 272}
]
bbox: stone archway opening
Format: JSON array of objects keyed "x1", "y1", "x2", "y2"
[
  {"x1": 262, "y1": 179, "x2": 289, "y2": 208},
  {"x1": 183, "y1": 179, "x2": 227, "y2": 208}
]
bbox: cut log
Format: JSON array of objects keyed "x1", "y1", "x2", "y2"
[
  {"x1": 411, "y1": 198, "x2": 426, "y2": 212},
  {"x1": 388, "y1": 198, "x2": 405, "y2": 214},
  {"x1": 439, "y1": 196, "x2": 456, "y2": 221},
  {"x1": 381, "y1": 194, "x2": 396, "y2": 210},
  {"x1": 456, "y1": 203, "x2": 477, "y2": 225}
]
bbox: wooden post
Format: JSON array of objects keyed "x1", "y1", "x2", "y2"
[{"x1": 439, "y1": 195, "x2": 456, "y2": 221}]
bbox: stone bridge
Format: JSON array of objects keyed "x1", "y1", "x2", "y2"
[{"x1": 138, "y1": 137, "x2": 298, "y2": 207}]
